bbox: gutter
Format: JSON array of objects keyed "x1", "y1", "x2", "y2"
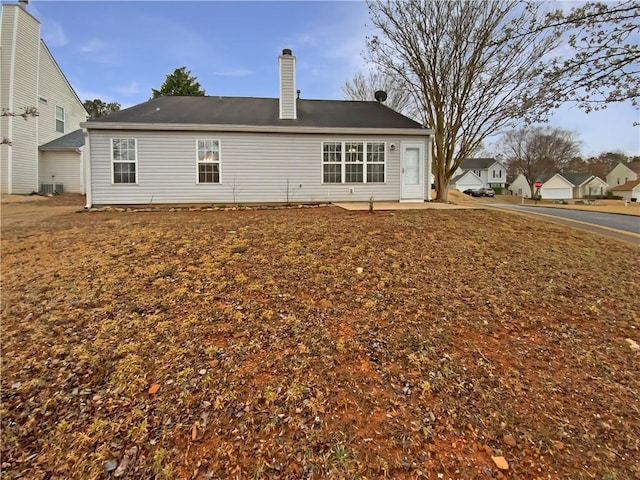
[{"x1": 81, "y1": 121, "x2": 434, "y2": 137}]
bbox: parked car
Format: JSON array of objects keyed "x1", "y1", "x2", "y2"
[
  {"x1": 478, "y1": 188, "x2": 495, "y2": 197},
  {"x1": 463, "y1": 189, "x2": 483, "y2": 197}
]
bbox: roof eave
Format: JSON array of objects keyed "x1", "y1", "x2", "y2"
[{"x1": 81, "y1": 122, "x2": 433, "y2": 136}]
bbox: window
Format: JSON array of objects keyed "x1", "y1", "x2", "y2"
[
  {"x1": 197, "y1": 139, "x2": 221, "y2": 183},
  {"x1": 112, "y1": 138, "x2": 137, "y2": 184},
  {"x1": 345, "y1": 142, "x2": 363, "y2": 183},
  {"x1": 323, "y1": 142, "x2": 342, "y2": 183},
  {"x1": 55, "y1": 106, "x2": 64, "y2": 133},
  {"x1": 366, "y1": 142, "x2": 385, "y2": 183},
  {"x1": 322, "y1": 141, "x2": 385, "y2": 184}
]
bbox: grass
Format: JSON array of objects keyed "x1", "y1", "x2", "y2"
[{"x1": 1, "y1": 206, "x2": 639, "y2": 479}]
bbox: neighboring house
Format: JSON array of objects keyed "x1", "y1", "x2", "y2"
[
  {"x1": 449, "y1": 170, "x2": 483, "y2": 192},
  {"x1": 610, "y1": 179, "x2": 640, "y2": 201},
  {"x1": 606, "y1": 162, "x2": 640, "y2": 187},
  {"x1": 0, "y1": 0, "x2": 88, "y2": 195},
  {"x1": 452, "y1": 157, "x2": 506, "y2": 190},
  {"x1": 510, "y1": 172, "x2": 607, "y2": 199},
  {"x1": 540, "y1": 172, "x2": 608, "y2": 200},
  {"x1": 508, "y1": 173, "x2": 534, "y2": 197},
  {"x1": 82, "y1": 49, "x2": 434, "y2": 207}
]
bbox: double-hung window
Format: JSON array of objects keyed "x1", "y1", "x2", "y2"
[
  {"x1": 366, "y1": 142, "x2": 385, "y2": 183},
  {"x1": 322, "y1": 142, "x2": 342, "y2": 183},
  {"x1": 55, "y1": 106, "x2": 65, "y2": 133},
  {"x1": 322, "y1": 141, "x2": 385, "y2": 184},
  {"x1": 197, "y1": 140, "x2": 221, "y2": 183},
  {"x1": 112, "y1": 138, "x2": 137, "y2": 184}
]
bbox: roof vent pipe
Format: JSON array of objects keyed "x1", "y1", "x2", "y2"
[
  {"x1": 18, "y1": 0, "x2": 28, "y2": 9},
  {"x1": 282, "y1": 48, "x2": 292, "y2": 56}
]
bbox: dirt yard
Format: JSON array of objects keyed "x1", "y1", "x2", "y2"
[{"x1": 1, "y1": 203, "x2": 639, "y2": 479}]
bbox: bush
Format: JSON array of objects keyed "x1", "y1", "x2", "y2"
[
  {"x1": 631, "y1": 198, "x2": 637, "y2": 202},
  {"x1": 492, "y1": 186, "x2": 503, "y2": 194}
]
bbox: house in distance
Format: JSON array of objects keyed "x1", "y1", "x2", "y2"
[{"x1": 82, "y1": 49, "x2": 434, "y2": 207}]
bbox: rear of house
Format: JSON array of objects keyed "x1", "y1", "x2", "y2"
[{"x1": 83, "y1": 50, "x2": 433, "y2": 207}]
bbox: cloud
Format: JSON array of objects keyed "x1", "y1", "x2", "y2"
[
  {"x1": 212, "y1": 68, "x2": 254, "y2": 77},
  {"x1": 115, "y1": 81, "x2": 144, "y2": 97},
  {"x1": 78, "y1": 39, "x2": 108, "y2": 54},
  {"x1": 42, "y1": 20, "x2": 67, "y2": 47}
]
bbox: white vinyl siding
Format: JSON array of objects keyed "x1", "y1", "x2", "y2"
[
  {"x1": 111, "y1": 138, "x2": 137, "y2": 184},
  {"x1": 322, "y1": 141, "x2": 386, "y2": 185},
  {"x1": 38, "y1": 150, "x2": 83, "y2": 193},
  {"x1": 196, "y1": 139, "x2": 221, "y2": 183},
  {"x1": 88, "y1": 131, "x2": 426, "y2": 205}
]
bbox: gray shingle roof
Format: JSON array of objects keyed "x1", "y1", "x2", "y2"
[
  {"x1": 87, "y1": 96, "x2": 424, "y2": 129},
  {"x1": 560, "y1": 172, "x2": 593, "y2": 186},
  {"x1": 624, "y1": 162, "x2": 640, "y2": 175},
  {"x1": 460, "y1": 158, "x2": 501, "y2": 170},
  {"x1": 39, "y1": 129, "x2": 85, "y2": 150}
]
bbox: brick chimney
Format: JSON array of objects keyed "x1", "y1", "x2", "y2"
[{"x1": 279, "y1": 49, "x2": 296, "y2": 120}]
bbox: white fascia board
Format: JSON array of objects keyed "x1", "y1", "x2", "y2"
[{"x1": 81, "y1": 122, "x2": 434, "y2": 137}]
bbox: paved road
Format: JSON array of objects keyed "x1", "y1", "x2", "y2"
[{"x1": 489, "y1": 204, "x2": 640, "y2": 235}]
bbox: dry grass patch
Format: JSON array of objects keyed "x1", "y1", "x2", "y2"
[{"x1": 1, "y1": 207, "x2": 638, "y2": 479}]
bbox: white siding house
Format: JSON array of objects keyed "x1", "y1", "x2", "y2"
[
  {"x1": 0, "y1": 1, "x2": 88, "y2": 194},
  {"x1": 540, "y1": 174, "x2": 573, "y2": 200},
  {"x1": 606, "y1": 162, "x2": 640, "y2": 188},
  {"x1": 449, "y1": 171, "x2": 483, "y2": 192},
  {"x1": 508, "y1": 174, "x2": 532, "y2": 197},
  {"x1": 83, "y1": 50, "x2": 434, "y2": 207},
  {"x1": 453, "y1": 158, "x2": 507, "y2": 189},
  {"x1": 610, "y1": 179, "x2": 640, "y2": 201}
]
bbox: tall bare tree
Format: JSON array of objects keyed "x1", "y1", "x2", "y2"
[
  {"x1": 365, "y1": 1, "x2": 563, "y2": 201},
  {"x1": 540, "y1": 1, "x2": 639, "y2": 112},
  {"x1": 497, "y1": 126, "x2": 581, "y2": 196},
  {"x1": 342, "y1": 69, "x2": 418, "y2": 119}
]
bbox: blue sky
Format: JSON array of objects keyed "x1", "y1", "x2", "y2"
[{"x1": 28, "y1": 0, "x2": 640, "y2": 157}]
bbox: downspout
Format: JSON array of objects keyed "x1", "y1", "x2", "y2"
[{"x1": 83, "y1": 129, "x2": 92, "y2": 208}]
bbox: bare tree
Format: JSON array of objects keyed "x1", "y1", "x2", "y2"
[
  {"x1": 342, "y1": 69, "x2": 418, "y2": 119},
  {"x1": 497, "y1": 126, "x2": 581, "y2": 196},
  {"x1": 539, "y1": 1, "x2": 639, "y2": 112},
  {"x1": 365, "y1": 1, "x2": 563, "y2": 201},
  {"x1": 1, "y1": 107, "x2": 38, "y2": 145}
]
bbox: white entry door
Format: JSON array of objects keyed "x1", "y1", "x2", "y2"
[{"x1": 401, "y1": 143, "x2": 424, "y2": 201}]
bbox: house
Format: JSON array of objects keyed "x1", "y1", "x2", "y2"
[
  {"x1": 539, "y1": 172, "x2": 608, "y2": 200},
  {"x1": 509, "y1": 172, "x2": 607, "y2": 199},
  {"x1": 610, "y1": 179, "x2": 640, "y2": 201},
  {"x1": 82, "y1": 49, "x2": 434, "y2": 207},
  {"x1": 449, "y1": 171, "x2": 483, "y2": 192},
  {"x1": 0, "y1": 0, "x2": 88, "y2": 195},
  {"x1": 508, "y1": 173, "x2": 534, "y2": 197},
  {"x1": 606, "y1": 162, "x2": 640, "y2": 187},
  {"x1": 451, "y1": 157, "x2": 506, "y2": 191}
]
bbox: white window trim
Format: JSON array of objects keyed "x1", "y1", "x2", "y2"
[
  {"x1": 55, "y1": 105, "x2": 65, "y2": 133},
  {"x1": 195, "y1": 139, "x2": 222, "y2": 184},
  {"x1": 321, "y1": 141, "x2": 386, "y2": 184},
  {"x1": 110, "y1": 138, "x2": 138, "y2": 185}
]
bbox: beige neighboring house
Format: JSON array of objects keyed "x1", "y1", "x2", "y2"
[
  {"x1": 610, "y1": 179, "x2": 640, "y2": 201},
  {"x1": 606, "y1": 162, "x2": 640, "y2": 188},
  {"x1": 1, "y1": 0, "x2": 88, "y2": 195}
]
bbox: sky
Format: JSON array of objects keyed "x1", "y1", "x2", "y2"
[{"x1": 24, "y1": 0, "x2": 640, "y2": 157}]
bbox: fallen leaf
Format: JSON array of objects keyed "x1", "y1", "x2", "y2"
[
  {"x1": 148, "y1": 383, "x2": 160, "y2": 394},
  {"x1": 191, "y1": 421, "x2": 199, "y2": 441},
  {"x1": 503, "y1": 434, "x2": 517, "y2": 447},
  {"x1": 553, "y1": 440, "x2": 565, "y2": 450},
  {"x1": 625, "y1": 338, "x2": 639, "y2": 351},
  {"x1": 113, "y1": 446, "x2": 138, "y2": 477},
  {"x1": 492, "y1": 456, "x2": 509, "y2": 470}
]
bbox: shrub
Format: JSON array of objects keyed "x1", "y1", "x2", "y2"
[
  {"x1": 631, "y1": 198, "x2": 637, "y2": 202},
  {"x1": 492, "y1": 186, "x2": 503, "y2": 194}
]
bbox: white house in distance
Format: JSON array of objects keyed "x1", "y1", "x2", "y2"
[
  {"x1": 0, "y1": 0, "x2": 88, "y2": 195},
  {"x1": 606, "y1": 161, "x2": 640, "y2": 187},
  {"x1": 510, "y1": 172, "x2": 608, "y2": 199},
  {"x1": 610, "y1": 179, "x2": 640, "y2": 201},
  {"x1": 450, "y1": 157, "x2": 506, "y2": 191},
  {"x1": 82, "y1": 49, "x2": 434, "y2": 207}
]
